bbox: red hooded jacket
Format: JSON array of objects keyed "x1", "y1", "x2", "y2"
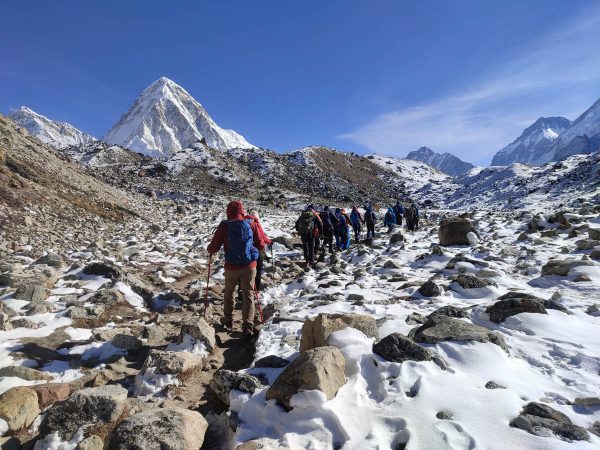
[
  {"x1": 207, "y1": 201, "x2": 266, "y2": 270},
  {"x1": 244, "y1": 214, "x2": 272, "y2": 245}
]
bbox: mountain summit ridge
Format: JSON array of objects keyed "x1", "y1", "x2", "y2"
[
  {"x1": 404, "y1": 146, "x2": 474, "y2": 177},
  {"x1": 103, "y1": 77, "x2": 254, "y2": 157}
]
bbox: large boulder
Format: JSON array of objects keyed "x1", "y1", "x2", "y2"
[
  {"x1": 210, "y1": 370, "x2": 265, "y2": 406},
  {"x1": 588, "y1": 227, "x2": 600, "y2": 240},
  {"x1": 509, "y1": 402, "x2": 589, "y2": 442},
  {"x1": 40, "y1": 385, "x2": 127, "y2": 439},
  {"x1": 417, "y1": 280, "x2": 443, "y2": 297},
  {"x1": 108, "y1": 407, "x2": 208, "y2": 450},
  {"x1": 13, "y1": 284, "x2": 47, "y2": 302},
  {"x1": 486, "y1": 293, "x2": 547, "y2": 323},
  {"x1": 454, "y1": 274, "x2": 497, "y2": 289},
  {"x1": 82, "y1": 261, "x2": 123, "y2": 281},
  {"x1": 35, "y1": 253, "x2": 63, "y2": 268},
  {"x1": 300, "y1": 313, "x2": 378, "y2": 352},
  {"x1": 266, "y1": 346, "x2": 346, "y2": 411},
  {"x1": 541, "y1": 259, "x2": 595, "y2": 276},
  {"x1": 0, "y1": 386, "x2": 40, "y2": 431},
  {"x1": 438, "y1": 218, "x2": 479, "y2": 246},
  {"x1": 373, "y1": 333, "x2": 434, "y2": 363},
  {"x1": 142, "y1": 349, "x2": 203, "y2": 375},
  {"x1": 0, "y1": 365, "x2": 53, "y2": 381},
  {"x1": 409, "y1": 315, "x2": 508, "y2": 352},
  {"x1": 180, "y1": 318, "x2": 216, "y2": 353}
]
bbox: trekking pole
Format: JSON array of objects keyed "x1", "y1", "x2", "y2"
[
  {"x1": 204, "y1": 254, "x2": 212, "y2": 319},
  {"x1": 254, "y1": 283, "x2": 264, "y2": 324},
  {"x1": 270, "y1": 245, "x2": 275, "y2": 280}
]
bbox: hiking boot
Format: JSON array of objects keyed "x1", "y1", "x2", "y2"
[
  {"x1": 242, "y1": 324, "x2": 260, "y2": 338},
  {"x1": 219, "y1": 317, "x2": 233, "y2": 330}
]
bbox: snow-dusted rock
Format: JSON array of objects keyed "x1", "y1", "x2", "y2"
[
  {"x1": 509, "y1": 402, "x2": 589, "y2": 442},
  {"x1": 541, "y1": 258, "x2": 595, "y2": 276},
  {"x1": 300, "y1": 313, "x2": 378, "y2": 352},
  {"x1": 266, "y1": 346, "x2": 346, "y2": 411},
  {"x1": 180, "y1": 318, "x2": 216, "y2": 353},
  {"x1": 108, "y1": 407, "x2": 208, "y2": 450},
  {"x1": 210, "y1": 370, "x2": 265, "y2": 406},
  {"x1": 438, "y1": 218, "x2": 479, "y2": 246},
  {"x1": 372, "y1": 333, "x2": 434, "y2": 364}
]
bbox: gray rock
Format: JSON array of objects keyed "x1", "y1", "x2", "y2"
[
  {"x1": 409, "y1": 315, "x2": 508, "y2": 352},
  {"x1": 588, "y1": 227, "x2": 600, "y2": 240},
  {"x1": 26, "y1": 301, "x2": 54, "y2": 315},
  {"x1": 300, "y1": 313, "x2": 378, "y2": 352},
  {"x1": 389, "y1": 233, "x2": 404, "y2": 245},
  {"x1": 82, "y1": 261, "x2": 123, "y2": 281},
  {"x1": 76, "y1": 435, "x2": 104, "y2": 450},
  {"x1": 541, "y1": 258, "x2": 595, "y2": 276},
  {"x1": 111, "y1": 333, "x2": 142, "y2": 351},
  {"x1": 485, "y1": 381, "x2": 506, "y2": 389},
  {"x1": 255, "y1": 355, "x2": 289, "y2": 368},
  {"x1": 180, "y1": 318, "x2": 216, "y2": 353},
  {"x1": 0, "y1": 365, "x2": 53, "y2": 381},
  {"x1": 590, "y1": 422, "x2": 600, "y2": 438},
  {"x1": 35, "y1": 253, "x2": 63, "y2": 268},
  {"x1": 439, "y1": 218, "x2": 479, "y2": 246},
  {"x1": 210, "y1": 370, "x2": 265, "y2": 406},
  {"x1": 14, "y1": 284, "x2": 46, "y2": 302},
  {"x1": 108, "y1": 407, "x2": 208, "y2": 450},
  {"x1": 417, "y1": 280, "x2": 442, "y2": 297},
  {"x1": 266, "y1": 346, "x2": 346, "y2": 411},
  {"x1": 10, "y1": 317, "x2": 39, "y2": 329},
  {"x1": 576, "y1": 239, "x2": 600, "y2": 251},
  {"x1": 436, "y1": 410, "x2": 453, "y2": 420},
  {"x1": 509, "y1": 402, "x2": 589, "y2": 442},
  {"x1": 373, "y1": 333, "x2": 434, "y2": 363},
  {"x1": 89, "y1": 289, "x2": 126, "y2": 307},
  {"x1": 142, "y1": 349, "x2": 203, "y2": 375},
  {"x1": 40, "y1": 385, "x2": 128, "y2": 439},
  {"x1": 0, "y1": 312, "x2": 12, "y2": 331},
  {"x1": 454, "y1": 274, "x2": 497, "y2": 289},
  {"x1": 486, "y1": 293, "x2": 548, "y2": 323},
  {"x1": 573, "y1": 397, "x2": 600, "y2": 407},
  {"x1": 428, "y1": 305, "x2": 469, "y2": 319}
]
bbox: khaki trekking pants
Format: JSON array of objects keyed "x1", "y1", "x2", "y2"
[{"x1": 223, "y1": 267, "x2": 256, "y2": 329}]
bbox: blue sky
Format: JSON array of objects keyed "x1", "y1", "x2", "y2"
[{"x1": 1, "y1": 0, "x2": 599, "y2": 165}]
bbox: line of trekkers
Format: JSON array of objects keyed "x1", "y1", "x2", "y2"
[{"x1": 295, "y1": 200, "x2": 420, "y2": 266}]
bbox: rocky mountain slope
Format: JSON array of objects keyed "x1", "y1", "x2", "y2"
[
  {"x1": 491, "y1": 117, "x2": 571, "y2": 166},
  {"x1": 366, "y1": 154, "x2": 451, "y2": 191},
  {"x1": 541, "y1": 97, "x2": 600, "y2": 164},
  {"x1": 0, "y1": 114, "x2": 156, "y2": 252},
  {"x1": 421, "y1": 151, "x2": 600, "y2": 210},
  {"x1": 104, "y1": 77, "x2": 254, "y2": 157},
  {"x1": 7, "y1": 107, "x2": 96, "y2": 149},
  {"x1": 405, "y1": 147, "x2": 474, "y2": 177}
]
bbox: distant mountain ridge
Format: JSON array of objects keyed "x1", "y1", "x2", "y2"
[
  {"x1": 491, "y1": 117, "x2": 571, "y2": 166},
  {"x1": 404, "y1": 147, "x2": 474, "y2": 177},
  {"x1": 7, "y1": 106, "x2": 96, "y2": 149},
  {"x1": 103, "y1": 77, "x2": 254, "y2": 157}
]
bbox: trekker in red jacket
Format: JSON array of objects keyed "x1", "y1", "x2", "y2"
[{"x1": 207, "y1": 200, "x2": 266, "y2": 335}]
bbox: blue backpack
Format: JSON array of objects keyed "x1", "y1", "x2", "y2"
[
  {"x1": 225, "y1": 220, "x2": 259, "y2": 266},
  {"x1": 350, "y1": 210, "x2": 360, "y2": 225}
]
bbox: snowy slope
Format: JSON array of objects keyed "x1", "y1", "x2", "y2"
[
  {"x1": 367, "y1": 154, "x2": 452, "y2": 190},
  {"x1": 103, "y1": 77, "x2": 254, "y2": 157},
  {"x1": 542, "y1": 97, "x2": 600, "y2": 164},
  {"x1": 492, "y1": 117, "x2": 571, "y2": 166},
  {"x1": 7, "y1": 106, "x2": 96, "y2": 149},
  {"x1": 440, "y1": 152, "x2": 600, "y2": 210},
  {"x1": 405, "y1": 147, "x2": 474, "y2": 177}
]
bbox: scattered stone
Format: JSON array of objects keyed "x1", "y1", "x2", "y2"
[
  {"x1": 13, "y1": 284, "x2": 46, "y2": 302},
  {"x1": 10, "y1": 317, "x2": 39, "y2": 329},
  {"x1": 405, "y1": 312, "x2": 426, "y2": 325},
  {"x1": 409, "y1": 315, "x2": 508, "y2": 352},
  {"x1": 40, "y1": 385, "x2": 128, "y2": 440},
  {"x1": 573, "y1": 397, "x2": 600, "y2": 407},
  {"x1": 485, "y1": 381, "x2": 506, "y2": 389},
  {"x1": 588, "y1": 227, "x2": 600, "y2": 240},
  {"x1": 266, "y1": 346, "x2": 346, "y2": 411},
  {"x1": 438, "y1": 218, "x2": 480, "y2": 246},
  {"x1": 300, "y1": 313, "x2": 378, "y2": 352},
  {"x1": 76, "y1": 435, "x2": 104, "y2": 450},
  {"x1": 142, "y1": 349, "x2": 203, "y2": 375},
  {"x1": 417, "y1": 280, "x2": 442, "y2": 297},
  {"x1": 0, "y1": 365, "x2": 53, "y2": 381},
  {"x1": 541, "y1": 258, "x2": 595, "y2": 276},
  {"x1": 0, "y1": 386, "x2": 40, "y2": 431},
  {"x1": 576, "y1": 239, "x2": 600, "y2": 251},
  {"x1": 373, "y1": 333, "x2": 434, "y2": 364},
  {"x1": 428, "y1": 305, "x2": 469, "y2": 319},
  {"x1": 454, "y1": 273, "x2": 497, "y2": 289},
  {"x1": 389, "y1": 233, "x2": 404, "y2": 245},
  {"x1": 89, "y1": 289, "x2": 126, "y2": 307},
  {"x1": 180, "y1": 318, "x2": 216, "y2": 353},
  {"x1": 509, "y1": 402, "x2": 589, "y2": 442},
  {"x1": 30, "y1": 383, "x2": 71, "y2": 408},
  {"x1": 436, "y1": 410, "x2": 453, "y2": 420},
  {"x1": 0, "y1": 312, "x2": 13, "y2": 331},
  {"x1": 82, "y1": 261, "x2": 123, "y2": 281},
  {"x1": 108, "y1": 407, "x2": 208, "y2": 450},
  {"x1": 255, "y1": 355, "x2": 289, "y2": 368},
  {"x1": 35, "y1": 253, "x2": 63, "y2": 268},
  {"x1": 574, "y1": 274, "x2": 592, "y2": 282},
  {"x1": 111, "y1": 333, "x2": 142, "y2": 351},
  {"x1": 210, "y1": 370, "x2": 265, "y2": 406}
]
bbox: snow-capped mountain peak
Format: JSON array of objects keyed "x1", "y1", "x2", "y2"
[
  {"x1": 491, "y1": 116, "x2": 571, "y2": 166},
  {"x1": 404, "y1": 146, "x2": 474, "y2": 177},
  {"x1": 7, "y1": 106, "x2": 96, "y2": 149},
  {"x1": 103, "y1": 77, "x2": 254, "y2": 157}
]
